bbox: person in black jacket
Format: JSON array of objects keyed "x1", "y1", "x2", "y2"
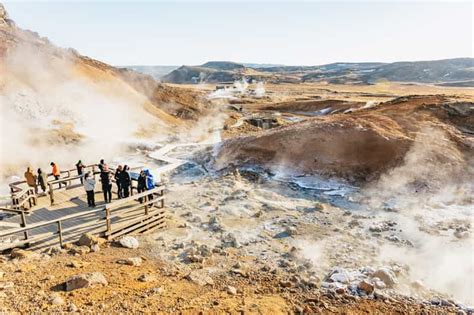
[
  {"x1": 100, "y1": 164, "x2": 112, "y2": 203},
  {"x1": 76, "y1": 160, "x2": 85, "y2": 183},
  {"x1": 120, "y1": 165, "x2": 131, "y2": 198},
  {"x1": 115, "y1": 165, "x2": 123, "y2": 199},
  {"x1": 137, "y1": 170, "x2": 147, "y2": 203}
]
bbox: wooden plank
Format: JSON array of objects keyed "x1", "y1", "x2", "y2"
[
  {"x1": 106, "y1": 211, "x2": 166, "y2": 237},
  {"x1": 140, "y1": 221, "x2": 166, "y2": 234},
  {"x1": 130, "y1": 218, "x2": 166, "y2": 235},
  {"x1": 109, "y1": 216, "x2": 165, "y2": 239},
  {"x1": 106, "y1": 212, "x2": 166, "y2": 238}
]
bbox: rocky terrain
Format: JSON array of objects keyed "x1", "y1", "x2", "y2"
[
  {"x1": 1, "y1": 167, "x2": 472, "y2": 313},
  {"x1": 1, "y1": 3, "x2": 473, "y2": 313}
]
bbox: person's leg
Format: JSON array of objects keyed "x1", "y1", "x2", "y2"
[
  {"x1": 87, "y1": 190, "x2": 92, "y2": 206},
  {"x1": 123, "y1": 185, "x2": 129, "y2": 198},
  {"x1": 107, "y1": 185, "x2": 112, "y2": 202},
  {"x1": 102, "y1": 185, "x2": 107, "y2": 203},
  {"x1": 138, "y1": 187, "x2": 143, "y2": 203},
  {"x1": 55, "y1": 175, "x2": 61, "y2": 188},
  {"x1": 91, "y1": 190, "x2": 96, "y2": 207}
]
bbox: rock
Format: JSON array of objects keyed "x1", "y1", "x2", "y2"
[
  {"x1": 358, "y1": 280, "x2": 374, "y2": 294},
  {"x1": 0, "y1": 271, "x2": 4, "y2": 279},
  {"x1": 185, "y1": 270, "x2": 214, "y2": 286},
  {"x1": 372, "y1": 268, "x2": 397, "y2": 287},
  {"x1": 65, "y1": 272, "x2": 108, "y2": 291},
  {"x1": 10, "y1": 249, "x2": 39, "y2": 260},
  {"x1": 150, "y1": 286, "x2": 164, "y2": 294},
  {"x1": 117, "y1": 257, "x2": 142, "y2": 266},
  {"x1": 90, "y1": 244, "x2": 100, "y2": 252},
  {"x1": 68, "y1": 303, "x2": 78, "y2": 312},
  {"x1": 0, "y1": 281, "x2": 14, "y2": 290},
  {"x1": 222, "y1": 233, "x2": 240, "y2": 248},
  {"x1": 66, "y1": 261, "x2": 89, "y2": 269},
  {"x1": 138, "y1": 274, "x2": 156, "y2": 282},
  {"x1": 314, "y1": 202, "x2": 325, "y2": 211},
  {"x1": 329, "y1": 269, "x2": 353, "y2": 284},
  {"x1": 70, "y1": 246, "x2": 90, "y2": 255},
  {"x1": 77, "y1": 233, "x2": 106, "y2": 247},
  {"x1": 286, "y1": 226, "x2": 298, "y2": 236},
  {"x1": 226, "y1": 285, "x2": 237, "y2": 295},
  {"x1": 49, "y1": 293, "x2": 65, "y2": 305},
  {"x1": 119, "y1": 236, "x2": 139, "y2": 249},
  {"x1": 374, "y1": 279, "x2": 386, "y2": 289},
  {"x1": 280, "y1": 280, "x2": 293, "y2": 288},
  {"x1": 208, "y1": 216, "x2": 222, "y2": 231}
]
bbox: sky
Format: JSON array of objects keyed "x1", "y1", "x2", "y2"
[{"x1": 3, "y1": 1, "x2": 473, "y2": 66}]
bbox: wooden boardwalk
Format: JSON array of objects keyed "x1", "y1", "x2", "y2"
[{"x1": 0, "y1": 167, "x2": 166, "y2": 251}]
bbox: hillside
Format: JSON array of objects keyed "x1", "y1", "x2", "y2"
[
  {"x1": 161, "y1": 62, "x2": 270, "y2": 84},
  {"x1": 163, "y1": 58, "x2": 474, "y2": 86},
  {"x1": 0, "y1": 3, "x2": 206, "y2": 181},
  {"x1": 214, "y1": 95, "x2": 474, "y2": 182}
]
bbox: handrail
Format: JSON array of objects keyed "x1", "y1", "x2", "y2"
[{"x1": 0, "y1": 185, "x2": 165, "y2": 249}]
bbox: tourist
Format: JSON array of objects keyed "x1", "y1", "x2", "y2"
[
  {"x1": 37, "y1": 168, "x2": 48, "y2": 193},
  {"x1": 24, "y1": 167, "x2": 38, "y2": 194},
  {"x1": 115, "y1": 165, "x2": 123, "y2": 199},
  {"x1": 83, "y1": 172, "x2": 96, "y2": 207},
  {"x1": 50, "y1": 162, "x2": 62, "y2": 188},
  {"x1": 100, "y1": 164, "x2": 112, "y2": 203},
  {"x1": 98, "y1": 159, "x2": 106, "y2": 172},
  {"x1": 137, "y1": 170, "x2": 147, "y2": 203},
  {"x1": 144, "y1": 169, "x2": 155, "y2": 202},
  {"x1": 76, "y1": 160, "x2": 85, "y2": 183},
  {"x1": 120, "y1": 165, "x2": 131, "y2": 198}
]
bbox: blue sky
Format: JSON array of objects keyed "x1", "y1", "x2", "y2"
[{"x1": 3, "y1": 1, "x2": 473, "y2": 66}]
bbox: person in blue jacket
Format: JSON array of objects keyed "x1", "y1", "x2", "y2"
[{"x1": 143, "y1": 169, "x2": 155, "y2": 203}]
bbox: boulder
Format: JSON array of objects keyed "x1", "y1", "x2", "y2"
[
  {"x1": 90, "y1": 244, "x2": 100, "y2": 252},
  {"x1": 221, "y1": 233, "x2": 240, "y2": 248},
  {"x1": 119, "y1": 236, "x2": 139, "y2": 249},
  {"x1": 77, "y1": 233, "x2": 106, "y2": 247},
  {"x1": 358, "y1": 280, "x2": 374, "y2": 294},
  {"x1": 329, "y1": 268, "x2": 353, "y2": 284},
  {"x1": 70, "y1": 246, "x2": 90, "y2": 255},
  {"x1": 372, "y1": 268, "x2": 397, "y2": 287},
  {"x1": 138, "y1": 274, "x2": 156, "y2": 282},
  {"x1": 64, "y1": 272, "x2": 108, "y2": 291},
  {"x1": 49, "y1": 293, "x2": 65, "y2": 305},
  {"x1": 286, "y1": 226, "x2": 298, "y2": 236},
  {"x1": 0, "y1": 281, "x2": 14, "y2": 290},
  {"x1": 117, "y1": 257, "x2": 142, "y2": 266},
  {"x1": 185, "y1": 270, "x2": 214, "y2": 286},
  {"x1": 226, "y1": 285, "x2": 237, "y2": 295},
  {"x1": 10, "y1": 249, "x2": 39, "y2": 260}
]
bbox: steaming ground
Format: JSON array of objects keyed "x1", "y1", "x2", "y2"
[{"x1": 129, "y1": 143, "x2": 473, "y2": 308}]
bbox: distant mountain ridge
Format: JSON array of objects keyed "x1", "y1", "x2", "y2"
[{"x1": 153, "y1": 58, "x2": 473, "y2": 86}]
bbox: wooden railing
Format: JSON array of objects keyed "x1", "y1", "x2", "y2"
[{"x1": 0, "y1": 185, "x2": 166, "y2": 251}]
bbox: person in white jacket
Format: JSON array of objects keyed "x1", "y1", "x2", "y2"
[{"x1": 83, "y1": 172, "x2": 96, "y2": 208}]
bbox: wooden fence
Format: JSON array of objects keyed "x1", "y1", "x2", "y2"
[{"x1": 0, "y1": 185, "x2": 166, "y2": 251}]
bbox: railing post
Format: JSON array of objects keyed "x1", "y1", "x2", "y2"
[
  {"x1": 57, "y1": 221, "x2": 63, "y2": 248},
  {"x1": 49, "y1": 183, "x2": 54, "y2": 205},
  {"x1": 28, "y1": 190, "x2": 33, "y2": 209},
  {"x1": 160, "y1": 188, "x2": 164, "y2": 208},
  {"x1": 20, "y1": 211, "x2": 29, "y2": 242},
  {"x1": 106, "y1": 207, "x2": 111, "y2": 240}
]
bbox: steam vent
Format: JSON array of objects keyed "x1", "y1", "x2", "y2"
[{"x1": 0, "y1": 1, "x2": 473, "y2": 313}]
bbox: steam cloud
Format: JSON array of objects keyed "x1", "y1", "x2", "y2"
[{"x1": 0, "y1": 43, "x2": 162, "y2": 193}]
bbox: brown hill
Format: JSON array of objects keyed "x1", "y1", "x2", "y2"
[{"x1": 214, "y1": 95, "x2": 474, "y2": 182}]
